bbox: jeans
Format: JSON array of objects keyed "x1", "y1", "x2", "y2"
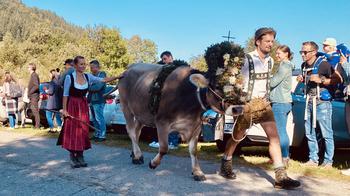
[
  {"x1": 272, "y1": 103, "x2": 292, "y2": 158},
  {"x1": 168, "y1": 132, "x2": 179, "y2": 146},
  {"x1": 8, "y1": 114, "x2": 16, "y2": 128},
  {"x1": 305, "y1": 101, "x2": 334, "y2": 164},
  {"x1": 45, "y1": 110, "x2": 62, "y2": 129},
  {"x1": 90, "y1": 103, "x2": 106, "y2": 139}
]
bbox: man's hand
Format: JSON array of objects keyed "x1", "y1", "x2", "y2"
[
  {"x1": 310, "y1": 74, "x2": 322, "y2": 84},
  {"x1": 297, "y1": 75, "x2": 304, "y2": 82},
  {"x1": 340, "y1": 55, "x2": 348, "y2": 65}
]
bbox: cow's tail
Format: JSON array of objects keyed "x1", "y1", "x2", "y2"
[{"x1": 103, "y1": 73, "x2": 124, "y2": 98}]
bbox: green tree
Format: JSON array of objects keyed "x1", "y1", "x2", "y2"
[
  {"x1": 127, "y1": 35, "x2": 157, "y2": 63},
  {"x1": 189, "y1": 55, "x2": 207, "y2": 72},
  {"x1": 0, "y1": 32, "x2": 27, "y2": 79},
  {"x1": 87, "y1": 26, "x2": 130, "y2": 76}
]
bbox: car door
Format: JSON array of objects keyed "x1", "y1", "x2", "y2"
[{"x1": 292, "y1": 82, "x2": 350, "y2": 148}]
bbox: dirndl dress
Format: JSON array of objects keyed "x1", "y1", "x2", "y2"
[{"x1": 57, "y1": 74, "x2": 91, "y2": 151}]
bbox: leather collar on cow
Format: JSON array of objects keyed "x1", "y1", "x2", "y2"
[{"x1": 206, "y1": 86, "x2": 245, "y2": 117}]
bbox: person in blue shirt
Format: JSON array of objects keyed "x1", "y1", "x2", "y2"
[
  {"x1": 87, "y1": 60, "x2": 107, "y2": 142},
  {"x1": 149, "y1": 51, "x2": 180, "y2": 150}
]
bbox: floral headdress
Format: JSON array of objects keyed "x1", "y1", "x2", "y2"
[{"x1": 204, "y1": 41, "x2": 246, "y2": 105}]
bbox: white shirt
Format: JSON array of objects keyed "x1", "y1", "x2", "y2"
[
  {"x1": 63, "y1": 71, "x2": 103, "y2": 96},
  {"x1": 241, "y1": 50, "x2": 274, "y2": 99}
]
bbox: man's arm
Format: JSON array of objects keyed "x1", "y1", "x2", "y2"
[
  {"x1": 89, "y1": 72, "x2": 107, "y2": 92},
  {"x1": 310, "y1": 62, "x2": 342, "y2": 85}
]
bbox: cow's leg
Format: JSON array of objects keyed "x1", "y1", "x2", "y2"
[
  {"x1": 149, "y1": 124, "x2": 169, "y2": 169},
  {"x1": 189, "y1": 133, "x2": 206, "y2": 181},
  {"x1": 123, "y1": 106, "x2": 144, "y2": 164},
  {"x1": 129, "y1": 121, "x2": 144, "y2": 164}
]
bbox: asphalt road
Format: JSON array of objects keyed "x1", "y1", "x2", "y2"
[{"x1": 0, "y1": 130, "x2": 349, "y2": 196}]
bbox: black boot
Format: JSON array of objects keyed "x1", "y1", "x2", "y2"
[
  {"x1": 274, "y1": 167, "x2": 301, "y2": 189},
  {"x1": 76, "y1": 152, "x2": 88, "y2": 167},
  {"x1": 70, "y1": 153, "x2": 80, "y2": 168},
  {"x1": 219, "y1": 158, "x2": 236, "y2": 179}
]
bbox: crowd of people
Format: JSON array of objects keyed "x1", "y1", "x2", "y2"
[
  {"x1": 0, "y1": 27, "x2": 350, "y2": 187},
  {"x1": 0, "y1": 57, "x2": 119, "y2": 167}
]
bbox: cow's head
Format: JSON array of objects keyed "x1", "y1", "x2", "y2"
[
  {"x1": 190, "y1": 41, "x2": 247, "y2": 116},
  {"x1": 189, "y1": 73, "x2": 245, "y2": 117}
]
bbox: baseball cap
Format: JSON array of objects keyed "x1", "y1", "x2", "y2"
[{"x1": 323, "y1": 38, "x2": 337, "y2": 47}]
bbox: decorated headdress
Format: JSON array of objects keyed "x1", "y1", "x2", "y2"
[{"x1": 204, "y1": 41, "x2": 246, "y2": 105}]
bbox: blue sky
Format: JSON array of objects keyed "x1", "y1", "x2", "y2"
[{"x1": 23, "y1": 0, "x2": 350, "y2": 66}]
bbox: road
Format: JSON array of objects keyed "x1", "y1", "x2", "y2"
[{"x1": 0, "y1": 130, "x2": 349, "y2": 196}]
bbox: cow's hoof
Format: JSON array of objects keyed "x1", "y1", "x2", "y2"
[
  {"x1": 132, "y1": 155, "x2": 144, "y2": 165},
  {"x1": 149, "y1": 161, "x2": 157, "y2": 169},
  {"x1": 193, "y1": 174, "x2": 206, "y2": 181}
]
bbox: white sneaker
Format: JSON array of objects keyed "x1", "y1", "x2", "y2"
[
  {"x1": 149, "y1": 141, "x2": 160, "y2": 148},
  {"x1": 341, "y1": 168, "x2": 350, "y2": 176},
  {"x1": 168, "y1": 143, "x2": 178, "y2": 150},
  {"x1": 14, "y1": 125, "x2": 19, "y2": 129}
]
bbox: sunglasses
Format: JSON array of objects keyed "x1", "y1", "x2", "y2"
[{"x1": 299, "y1": 50, "x2": 314, "y2": 55}]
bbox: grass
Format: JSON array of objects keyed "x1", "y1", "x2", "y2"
[{"x1": 2, "y1": 125, "x2": 350, "y2": 182}]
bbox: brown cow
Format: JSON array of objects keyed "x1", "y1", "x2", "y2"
[{"x1": 116, "y1": 63, "x2": 243, "y2": 181}]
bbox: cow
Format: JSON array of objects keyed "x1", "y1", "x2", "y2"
[{"x1": 114, "y1": 62, "x2": 244, "y2": 181}]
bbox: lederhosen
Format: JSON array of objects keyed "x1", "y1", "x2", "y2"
[
  {"x1": 58, "y1": 73, "x2": 91, "y2": 151},
  {"x1": 233, "y1": 54, "x2": 274, "y2": 136}
]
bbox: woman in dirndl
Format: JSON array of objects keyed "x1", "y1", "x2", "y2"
[
  {"x1": 2, "y1": 72, "x2": 19, "y2": 129},
  {"x1": 59, "y1": 56, "x2": 118, "y2": 168}
]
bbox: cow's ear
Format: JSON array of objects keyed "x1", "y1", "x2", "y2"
[{"x1": 189, "y1": 74, "x2": 209, "y2": 88}]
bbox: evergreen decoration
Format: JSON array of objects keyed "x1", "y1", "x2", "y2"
[
  {"x1": 204, "y1": 41, "x2": 246, "y2": 104},
  {"x1": 148, "y1": 60, "x2": 189, "y2": 114}
]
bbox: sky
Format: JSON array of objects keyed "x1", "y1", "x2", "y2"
[{"x1": 22, "y1": 0, "x2": 350, "y2": 66}]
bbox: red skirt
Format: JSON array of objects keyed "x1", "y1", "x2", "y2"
[{"x1": 61, "y1": 97, "x2": 91, "y2": 151}]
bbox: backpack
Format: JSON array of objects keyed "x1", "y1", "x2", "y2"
[
  {"x1": 9, "y1": 82, "x2": 22, "y2": 98},
  {"x1": 313, "y1": 57, "x2": 332, "y2": 101}
]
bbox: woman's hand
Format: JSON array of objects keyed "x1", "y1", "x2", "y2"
[{"x1": 60, "y1": 109, "x2": 69, "y2": 118}]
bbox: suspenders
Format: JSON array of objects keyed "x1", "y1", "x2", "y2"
[{"x1": 245, "y1": 54, "x2": 272, "y2": 101}]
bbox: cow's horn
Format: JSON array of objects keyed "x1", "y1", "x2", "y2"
[{"x1": 189, "y1": 74, "x2": 209, "y2": 88}]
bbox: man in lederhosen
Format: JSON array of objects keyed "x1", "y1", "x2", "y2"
[{"x1": 219, "y1": 27, "x2": 300, "y2": 189}]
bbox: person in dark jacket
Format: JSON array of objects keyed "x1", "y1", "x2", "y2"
[
  {"x1": 87, "y1": 60, "x2": 107, "y2": 142},
  {"x1": 59, "y1": 59, "x2": 75, "y2": 87},
  {"x1": 27, "y1": 63, "x2": 40, "y2": 129},
  {"x1": 45, "y1": 69, "x2": 63, "y2": 132}
]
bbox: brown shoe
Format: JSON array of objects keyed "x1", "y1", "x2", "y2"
[
  {"x1": 219, "y1": 159, "x2": 236, "y2": 180},
  {"x1": 274, "y1": 167, "x2": 301, "y2": 189}
]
